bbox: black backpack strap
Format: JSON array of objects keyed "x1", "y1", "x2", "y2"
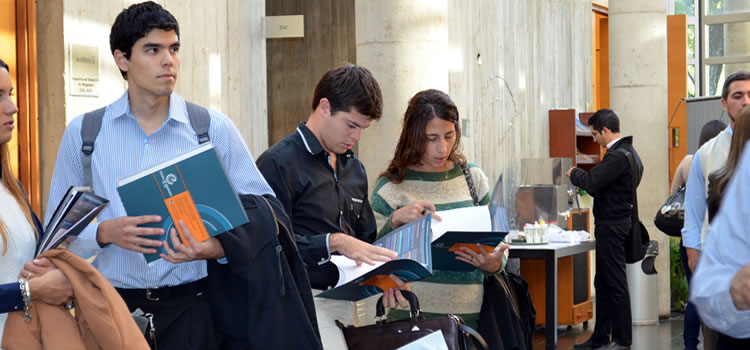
[
  {"x1": 81, "y1": 107, "x2": 106, "y2": 189},
  {"x1": 461, "y1": 163, "x2": 480, "y2": 206},
  {"x1": 616, "y1": 148, "x2": 640, "y2": 223},
  {"x1": 80, "y1": 102, "x2": 209, "y2": 189},
  {"x1": 185, "y1": 101, "x2": 211, "y2": 144}
]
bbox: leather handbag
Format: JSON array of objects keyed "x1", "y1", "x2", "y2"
[
  {"x1": 619, "y1": 149, "x2": 650, "y2": 263},
  {"x1": 653, "y1": 184, "x2": 686, "y2": 237},
  {"x1": 336, "y1": 291, "x2": 488, "y2": 350}
]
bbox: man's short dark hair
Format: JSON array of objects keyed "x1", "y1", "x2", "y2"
[
  {"x1": 0, "y1": 58, "x2": 8, "y2": 72},
  {"x1": 109, "y1": 1, "x2": 179, "y2": 79},
  {"x1": 722, "y1": 71, "x2": 750, "y2": 100},
  {"x1": 312, "y1": 64, "x2": 383, "y2": 121},
  {"x1": 587, "y1": 108, "x2": 620, "y2": 133}
]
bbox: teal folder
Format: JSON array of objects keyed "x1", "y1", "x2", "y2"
[{"x1": 117, "y1": 143, "x2": 248, "y2": 263}]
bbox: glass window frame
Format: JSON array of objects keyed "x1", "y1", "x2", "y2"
[{"x1": 700, "y1": 0, "x2": 750, "y2": 96}]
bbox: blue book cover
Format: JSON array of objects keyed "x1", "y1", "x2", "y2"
[
  {"x1": 117, "y1": 143, "x2": 248, "y2": 263},
  {"x1": 316, "y1": 214, "x2": 433, "y2": 301},
  {"x1": 430, "y1": 205, "x2": 509, "y2": 271}
]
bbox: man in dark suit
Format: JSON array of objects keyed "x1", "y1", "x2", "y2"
[{"x1": 567, "y1": 109, "x2": 644, "y2": 350}]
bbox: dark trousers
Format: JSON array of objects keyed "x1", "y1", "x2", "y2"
[
  {"x1": 680, "y1": 240, "x2": 701, "y2": 350},
  {"x1": 117, "y1": 279, "x2": 218, "y2": 350},
  {"x1": 716, "y1": 333, "x2": 750, "y2": 349},
  {"x1": 591, "y1": 223, "x2": 632, "y2": 346}
]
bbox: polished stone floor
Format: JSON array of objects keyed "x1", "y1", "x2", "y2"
[{"x1": 533, "y1": 312, "x2": 698, "y2": 350}]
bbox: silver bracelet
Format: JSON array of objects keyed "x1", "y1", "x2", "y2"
[{"x1": 18, "y1": 278, "x2": 32, "y2": 322}]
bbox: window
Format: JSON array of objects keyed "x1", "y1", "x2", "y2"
[
  {"x1": 671, "y1": 0, "x2": 699, "y2": 97},
  {"x1": 700, "y1": 0, "x2": 750, "y2": 96}
]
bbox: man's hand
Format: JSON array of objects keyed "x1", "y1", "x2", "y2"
[
  {"x1": 566, "y1": 167, "x2": 576, "y2": 177},
  {"x1": 382, "y1": 274, "x2": 411, "y2": 309},
  {"x1": 19, "y1": 258, "x2": 55, "y2": 280},
  {"x1": 28, "y1": 269, "x2": 73, "y2": 306},
  {"x1": 686, "y1": 247, "x2": 700, "y2": 272},
  {"x1": 161, "y1": 220, "x2": 225, "y2": 263},
  {"x1": 329, "y1": 233, "x2": 398, "y2": 266},
  {"x1": 730, "y1": 263, "x2": 750, "y2": 310},
  {"x1": 454, "y1": 243, "x2": 510, "y2": 273},
  {"x1": 392, "y1": 200, "x2": 442, "y2": 228},
  {"x1": 97, "y1": 215, "x2": 164, "y2": 253}
]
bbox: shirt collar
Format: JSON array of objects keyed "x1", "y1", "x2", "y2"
[
  {"x1": 606, "y1": 137, "x2": 622, "y2": 150},
  {"x1": 296, "y1": 122, "x2": 325, "y2": 155},
  {"x1": 295, "y1": 122, "x2": 355, "y2": 161},
  {"x1": 108, "y1": 90, "x2": 189, "y2": 125}
]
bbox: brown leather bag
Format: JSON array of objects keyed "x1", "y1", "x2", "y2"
[{"x1": 336, "y1": 291, "x2": 488, "y2": 350}]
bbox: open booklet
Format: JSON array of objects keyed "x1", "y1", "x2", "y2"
[
  {"x1": 316, "y1": 214, "x2": 433, "y2": 301},
  {"x1": 36, "y1": 186, "x2": 108, "y2": 256},
  {"x1": 430, "y1": 174, "x2": 510, "y2": 271},
  {"x1": 430, "y1": 206, "x2": 509, "y2": 271}
]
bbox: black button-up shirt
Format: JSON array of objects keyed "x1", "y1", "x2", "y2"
[{"x1": 256, "y1": 122, "x2": 377, "y2": 288}]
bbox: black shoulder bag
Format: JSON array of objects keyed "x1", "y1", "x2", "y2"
[{"x1": 619, "y1": 150, "x2": 650, "y2": 263}]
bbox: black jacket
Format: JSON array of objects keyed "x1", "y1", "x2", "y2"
[
  {"x1": 570, "y1": 136, "x2": 644, "y2": 224},
  {"x1": 207, "y1": 194, "x2": 322, "y2": 350},
  {"x1": 256, "y1": 122, "x2": 377, "y2": 288},
  {"x1": 478, "y1": 272, "x2": 536, "y2": 350}
]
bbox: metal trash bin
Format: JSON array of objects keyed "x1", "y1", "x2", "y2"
[{"x1": 627, "y1": 240, "x2": 659, "y2": 325}]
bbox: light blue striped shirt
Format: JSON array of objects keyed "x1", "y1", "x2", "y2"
[
  {"x1": 691, "y1": 142, "x2": 750, "y2": 338},
  {"x1": 46, "y1": 91, "x2": 274, "y2": 289}
]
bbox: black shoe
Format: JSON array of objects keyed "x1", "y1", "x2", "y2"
[
  {"x1": 573, "y1": 338, "x2": 608, "y2": 350},
  {"x1": 597, "y1": 341, "x2": 631, "y2": 350}
]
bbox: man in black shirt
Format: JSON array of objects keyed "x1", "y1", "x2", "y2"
[
  {"x1": 256, "y1": 64, "x2": 398, "y2": 290},
  {"x1": 567, "y1": 109, "x2": 643, "y2": 350}
]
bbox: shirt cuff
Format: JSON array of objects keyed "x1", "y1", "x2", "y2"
[
  {"x1": 318, "y1": 233, "x2": 332, "y2": 266},
  {"x1": 66, "y1": 221, "x2": 104, "y2": 259},
  {"x1": 712, "y1": 289, "x2": 750, "y2": 337},
  {"x1": 216, "y1": 257, "x2": 228, "y2": 264}
]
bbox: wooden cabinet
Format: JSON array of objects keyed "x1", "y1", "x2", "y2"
[
  {"x1": 517, "y1": 112, "x2": 598, "y2": 327},
  {"x1": 549, "y1": 109, "x2": 604, "y2": 172},
  {"x1": 520, "y1": 209, "x2": 593, "y2": 326}
]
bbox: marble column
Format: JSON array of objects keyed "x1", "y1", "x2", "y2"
[
  {"x1": 609, "y1": 0, "x2": 670, "y2": 318},
  {"x1": 355, "y1": 0, "x2": 449, "y2": 185}
]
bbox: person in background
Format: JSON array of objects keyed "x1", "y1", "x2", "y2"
[
  {"x1": 370, "y1": 89, "x2": 509, "y2": 331},
  {"x1": 681, "y1": 71, "x2": 750, "y2": 350},
  {"x1": 567, "y1": 108, "x2": 644, "y2": 350},
  {"x1": 669, "y1": 119, "x2": 726, "y2": 350},
  {"x1": 691, "y1": 105, "x2": 750, "y2": 347},
  {"x1": 0, "y1": 57, "x2": 72, "y2": 340}
]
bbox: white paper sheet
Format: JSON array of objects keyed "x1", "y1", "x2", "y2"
[
  {"x1": 430, "y1": 206, "x2": 491, "y2": 242},
  {"x1": 396, "y1": 330, "x2": 449, "y2": 350},
  {"x1": 330, "y1": 255, "x2": 385, "y2": 287}
]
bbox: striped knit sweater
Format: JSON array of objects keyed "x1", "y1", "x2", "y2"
[{"x1": 370, "y1": 163, "x2": 506, "y2": 329}]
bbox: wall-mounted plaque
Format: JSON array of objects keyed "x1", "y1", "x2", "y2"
[{"x1": 70, "y1": 44, "x2": 100, "y2": 97}]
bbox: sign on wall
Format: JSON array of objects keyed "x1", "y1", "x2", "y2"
[
  {"x1": 69, "y1": 44, "x2": 100, "y2": 97},
  {"x1": 265, "y1": 15, "x2": 304, "y2": 39}
]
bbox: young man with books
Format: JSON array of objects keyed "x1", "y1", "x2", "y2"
[
  {"x1": 256, "y1": 64, "x2": 405, "y2": 348},
  {"x1": 44, "y1": 2, "x2": 274, "y2": 349}
]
